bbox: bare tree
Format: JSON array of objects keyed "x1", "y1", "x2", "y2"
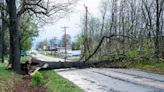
[{"x1": 79, "y1": 0, "x2": 164, "y2": 62}]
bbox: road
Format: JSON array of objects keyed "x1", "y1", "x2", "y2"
[
  {"x1": 55, "y1": 68, "x2": 164, "y2": 92},
  {"x1": 31, "y1": 53, "x2": 70, "y2": 62},
  {"x1": 34, "y1": 54, "x2": 164, "y2": 92}
]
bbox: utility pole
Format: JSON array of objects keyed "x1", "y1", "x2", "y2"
[
  {"x1": 61, "y1": 26, "x2": 69, "y2": 62},
  {"x1": 84, "y1": 5, "x2": 90, "y2": 60}
]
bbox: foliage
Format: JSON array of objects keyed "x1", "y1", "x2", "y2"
[
  {"x1": 77, "y1": 0, "x2": 164, "y2": 65},
  {"x1": 20, "y1": 57, "x2": 27, "y2": 63},
  {"x1": 19, "y1": 16, "x2": 38, "y2": 51},
  {"x1": 61, "y1": 34, "x2": 71, "y2": 47},
  {"x1": 127, "y1": 49, "x2": 138, "y2": 59},
  {"x1": 129, "y1": 61, "x2": 164, "y2": 75},
  {"x1": 72, "y1": 35, "x2": 83, "y2": 50},
  {"x1": 29, "y1": 72, "x2": 44, "y2": 87},
  {"x1": 41, "y1": 70, "x2": 82, "y2": 92},
  {"x1": 36, "y1": 40, "x2": 48, "y2": 50}
]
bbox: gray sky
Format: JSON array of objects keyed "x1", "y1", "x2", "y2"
[{"x1": 32, "y1": 0, "x2": 101, "y2": 49}]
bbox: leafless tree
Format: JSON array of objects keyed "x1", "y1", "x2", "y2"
[{"x1": 80, "y1": 0, "x2": 164, "y2": 62}]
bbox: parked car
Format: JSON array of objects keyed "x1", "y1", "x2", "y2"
[{"x1": 21, "y1": 51, "x2": 27, "y2": 57}]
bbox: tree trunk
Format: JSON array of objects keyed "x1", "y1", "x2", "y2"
[
  {"x1": 1, "y1": 5, "x2": 7, "y2": 63},
  {"x1": 8, "y1": 0, "x2": 21, "y2": 73},
  {"x1": 0, "y1": 23, "x2": 2, "y2": 63},
  {"x1": 155, "y1": 0, "x2": 160, "y2": 58},
  {"x1": 0, "y1": 3, "x2": 3, "y2": 63}
]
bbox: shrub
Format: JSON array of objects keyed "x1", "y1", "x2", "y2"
[
  {"x1": 29, "y1": 72, "x2": 44, "y2": 87},
  {"x1": 127, "y1": 49, "x2": 138, "y2": 58}
]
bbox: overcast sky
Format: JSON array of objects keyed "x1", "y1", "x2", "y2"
[{"x1": 32, "y1": 0, "x2": 101, "y2": 49}]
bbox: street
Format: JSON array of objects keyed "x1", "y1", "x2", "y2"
[
  {"x1": 55, "y1": 68, "x2": 164, "y2": 92},
  {"x1": 2, "y1": 0, "x2": 164, "y2": 92},
  {"x1": 35, "y1": 54, "x2": 164, "y2": 92},
  {"x1": 32, "y1": 53, "x2": 70, "y2": 62}
]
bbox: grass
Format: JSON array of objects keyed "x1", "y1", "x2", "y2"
[
  {"x1": 0, "y1": 56, "x2": 27, "y2": 64},
  {"x1": 41, "y1": 70, "x2": 82, "y2": 92},
  {"x1": 0, "y1": 63, "x2": 81, "y2": 92},
  {"x1": 0, "y1": 64, "x2": 11, "y2": 81},
  {"x1": 130, "y1": 61, "x2": 164, "y2": 75},
  {"x1": 20, "y1": 56, "x2": 28, "y2": 63},
  {"x1": 0, "y1": 64, "x2": 22, "y2": 92}
]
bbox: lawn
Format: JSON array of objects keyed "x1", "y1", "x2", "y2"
[
  {"x1": 41, "y1": 70, "x2": 82, "y2": 92},
  {"x1": 0, "y1": 64, "x2": 17, "y2": 92},
  {"x1": 0, "y1": 63, "x2": 82, "y2": 92},
  {"x1": 0, "y1": 64, "x2": 11, "y2": 81}
]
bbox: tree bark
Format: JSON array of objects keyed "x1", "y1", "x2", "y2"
[
  {"x1": 155, "y1": 0, "x2": 160, "y2": 58},
  {"x1": 1, "y1": 4, "x2": 7, "y2": 63},
  {"x1": 7, "y1": 0, "x2": 21, "y2": 73},
  {"x1": 0, "y1": 22, "x2": 2, "y2": 63},
  {"x1": 0, "y1": 3, "x2": 3, "y2": 63}
]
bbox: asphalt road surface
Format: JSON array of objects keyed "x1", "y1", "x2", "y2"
[
  {"x1": 31, "y1": 53, "x2": 70, "y2": 62},
  {"x1": 33, "y1": 53, "x2": 164, "y2": 92},
  {"x1": 55, "y1": 68, "x2": 164, "y2": 92}
]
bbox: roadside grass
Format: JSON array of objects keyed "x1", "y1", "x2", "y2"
[
  {"x1": 104, "y1": 54, "x2": 164, "y2": 75},
  {"x1": 41, "y1": 70, "x2": 82, "y2": 92},
  {"x1": 129, "y1": 61, "x2": 164, "y2": 75},
  {"x1": 0, "y1": 64, "x2": 21, "y2": 92}
]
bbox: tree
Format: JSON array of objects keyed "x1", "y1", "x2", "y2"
[
  {"x1": 77, "y1": 0, "x2": 164, "y2": 62},
  {"x1": 61, "y1": 34, "x2": 71, "y2": 47},
  {"x1": 72, "y1": 35, "x2": 83, "y2": 50},
  {"x1": 5, "y1": 0, "x2": 78, "y2": 73},
  {"x1": 0, "y1": 14, "x2": 3, "y2": 62},
  {"x1": 155, "y1": 0, "x2": 163, "y2": 58},
  {"x1": 36, "y1": 40, "x2": 48, "y2": 50},
  {"x1": 0, "y1": 0, "x2": 8, "y2": 63},
  {"x1": 49, "y1": 37, "x2": 58, "y2": 47},
  {"x1": 19, "y1": 16, "x2": 38, "y2": 51},
  {"x1": 6, "y1": 0, "x2": 21, "y2": 73}
]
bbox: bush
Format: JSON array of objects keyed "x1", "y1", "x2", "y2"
[
  {"x1": 29, "y1": 72, "x2": 44, "y2": 87},
  {"x1": 127, "y1": 49, "x2": 138, "y2": 58}
]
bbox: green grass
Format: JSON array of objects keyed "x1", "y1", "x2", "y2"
[
  {"x1": 20, "y1": 56, "x2": 27, "y2": 63},
  {"x1": 0, "y1": 64, "x2": 11, "y2": 81},
  {"x1": 41, "y1": 70, "x2": 82, "y2": 92},
  {"x1": 0, "y1": 64, "x2": 11, "y2": 91},
  {"x1": 0, "y1": 56, "x2": 27, "y2": 64},
  {"x1": 130, "y1": 62, "x2": 164, "y2": 74},
  {"x1": 0, "y1": 64, "x2": 21, "y2": 81},
  {"x1": 0, "y1": 64, "x2": 21, "y2": 92}
]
